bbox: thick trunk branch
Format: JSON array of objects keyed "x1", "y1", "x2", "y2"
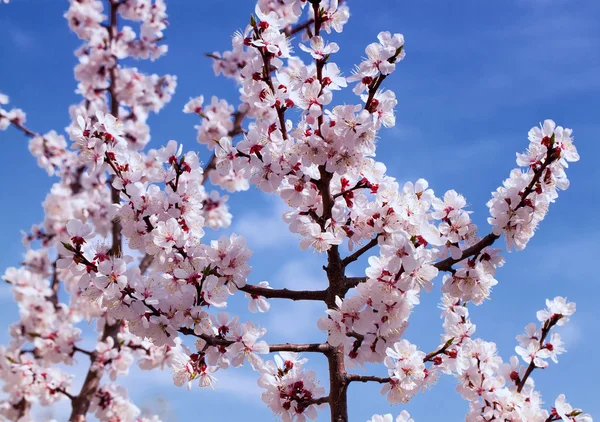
[
  {"x1": 69, "y1": 322, "x2": 120, "y2": 421},
  {"x1": 15, "y1": 398, "x2": 31, "y2": 420},
  {"x1": 70, "y1": 3, "x2": 121, "y2": 420}
]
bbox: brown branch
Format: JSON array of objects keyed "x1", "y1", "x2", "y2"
[
  {"x1": 200, "y1": 154, "x2": 216, "y2": 185},
  {"x1": 284, "y1": 18, "x2": 315, "y2": 36},
  {"x1": 435, "y1": 146, "x2": 558, "y2": 273},
  {"x1": 201, "y1": 108, "x2": 247, "y2": 183},
  {"x1": 306, "y1": 5, "x2": 352, "y2": 421},
  {"x1": 73, "y1": 346, "x2": 94, "y2": 357},
  {"x1": 240, "y1": 283, "x2": 328, "y2": 301},
  {"x1": 423, "y1": 337, "x2": 454, "y2": 362},
  {"x1": 204, "y1": 53, "x2": 223, "y2": 61},
  {"x1": 15, "y1": 398, "x2": 31, "y2": 420},
  {"x1": 0, "y1": 112, "x2": 39, "y2": 138},
  {"x1": 230, "y1": 108, "x2": 247, "y2": 137},
  {"x1": 434, "y1": 233, "x2": 500, "y2": 273},
  {"x1": 341, "y1": 237, "x2": 378, "y2": 267},
  {"x1": 69, "y1": 321, "x2": 120, "y2": 421},
  {"x1": 0, "y1": 110, "x2": 61, "y2": 173},
  {"x1": 332, "y1": 183, "x2": 369, "y2": 200},
  {"x1": 342, "y1": 277, "x2": 366, "y2": 290},
  {"x1": 516, "y1": 316, "x2": 559, "y2": 393},
  {"x1": 178, "y1": 328, "x2": 233, "y2": 347},
  {"x1": 178, "y1": 328, "x2": 329, "y2": 354},
  {"x1": 140, "y1": 107, "x2": 249, "y2": 271},
  {"x1": 139, "y1": 253, "x2": 154, "y2": 273},
  {"x1": 363, "y1": 45, "x2": 403, "y2": 112},
  {"x1": 346, "y1": 374, "x2": 390, "y2": 384},
  {"x1": 108, "y1": 153, "x2": 122, "y2": 257},
  {"x1": 342, "y1": 230, "x2": 525, "y2": 290},
  {"x1": 19, "y1": 348, "x2": 39, "y2": 357},
  {"x1": 364, "y1": 74, "x2": 386, "y2": 111},
  {"x1": 269, "y1": 343, "x2": 330, "y2": 354},
  {"x1": 57, "y1": 388, "x2": 76, "y2": 401},
  {"x1": 304, "y1": 395, "x2": 330, "y2": 406},
  {"x1": 342, "y1": 147, "x2": 559, "y2": 294},
  {"x1": 345, "y1": 337, "x2": 455, "y2": 365},
  {"x1": 250, "y1": 23, "x2": 288, "y2": 140},
  {"x1": 48, "y1": 258, "x2": 60, "y2": 306},
  {"x1": 70, "y1": 2, "x2": 122, "y2": 420}
]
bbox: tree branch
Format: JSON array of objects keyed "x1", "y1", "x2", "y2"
[
  {"x1": 70, "y1": 3, "x2": 122, "y2": 420},
  {"x1": 343, "y1": 148, "x2": 560, "y2": 296},
  {"x1": 346, "y1": 374, "x2": 390, "y2": 384},
  {"x1": 269, "y1": 343, "x2": 330, "y2": 354},
  {"x1": 303, "y1": 395, "x2": 330, "y2": 406},
  {"x1": 136, "y1": 108, "x2": 251, "y2": 273},
  {"x1": 435, "y1": 146, "x2": 558, "y2": 273},
  {"x1": 178, "y1": 328, "x2": 329, "y2": 354},
  {"x1": 73, "y1": 346, "x2": 94, "y2": 357},
  {"x1": 341, "y1": 232, "x2": 503, "y2": 289},
  {"x1": 250, "y1": 22, "x2": 288, "y2": 140},
  {"x1": 284, "y1": 18, "x2": 315, "y2": 36},
  {"x1": 516, "y1": 316, "x2": 559, "y2": 393},
  {"x1": 433, "y1": 233, "x2": 500, "y2": 272},
  {"x1": 57, "y1": 388, "x2": 76, "y2": 401},
  {"x1": 341, "y1": 237, "x2": 378, "y2": 267},
  {"x1": 240, "y1": 283, "x2": 328, "y2": 301},
  {"x1": 15, "y1": 398, "x2": 31, "y2": 420},
  {"x1": 423, "y1": 337, "x2": 454, "y2": 362},
  {"x1": 178, "y1": 328, "x2": 233, "y2": 347},
  {"x1": 139, "y1": 253, "x2": 154, "y2": 273},
  {"x1": 48, "y1": 258, "x2": 60, "y2": 307},
  {"x1": 69, "y1": 321, "x2": 120, "y2": 421},
  {"x1": 201, "y1": 108, "x2": 247, "y2": 184},
  {"x1": 0, "y1": 112, "x2": 40, "y2": 138}
]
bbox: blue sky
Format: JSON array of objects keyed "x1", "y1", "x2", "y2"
[{"x1": 1, "y1": 0, "x2": 599, "y2": 420}]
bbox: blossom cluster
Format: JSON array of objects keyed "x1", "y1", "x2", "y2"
[
  {"x1": 488, "y1": 119, "x2": 579, "y2": 251},
  {"x1": 417, "y1": 295, "x2": 592, "y2": 422},
  {"x1": 0, "y1": 0, "x2": 182, "y2": 419},
  {"x1": 0, "y1": 235, "x2": 174, "y2": 420},
  {"x1": 65, "y1": 0, "x2": 176, "y2": 151},
  {"x1": 1, "y1": 96, "x2": 73, "y2": 176},
  {"x1": 0, "y1": 0, "x2": 591, "y2": 421},
  {"x1": 258, "y1": 352, "x2": 326, "y2": 422},
  {"x1": 368, "y1": 411, "x2": 413, "y2": 422}
]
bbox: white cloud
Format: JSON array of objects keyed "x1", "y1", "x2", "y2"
[
  {"x1": 9, "y1": 28, "x2": 35, "y2": 50},
  {"x1": 0, "y1": 20, "x2": 35, "y2": 51},
  {"x1": 267, "y1": 300, "x2": 324, "y2": 342},
  {"x1": 557, "y1": 320, "x2": 581, "y2": 348},
  {"x1": 233, "y1": 195, "x2": 299, "y2": 250},
  {"x1": 265, "y1": 256, "x2": 328, "y2": 342},
  {"x1": 215, "y1": 370, "x2": 263, "y2": 404},
  {"x1": 274, "y1": 257, "x2": 328, "y2": 291},
  {"x1": 526, "y1": 232, "x2": 598, "y2": 282},
  {"x1": 31, "y1": 399, "x2": 71, "y2": 421},
  {"x1": 0, "y1": 284, "x2": 15, "y2": 302},
  {"x1": 516, "y1": 0, "x2": 572, "y2": 6}
]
